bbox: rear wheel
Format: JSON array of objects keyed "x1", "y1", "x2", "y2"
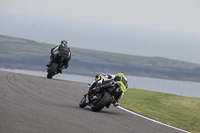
[
  {"x1": 91, "y1": 92, "x2": 111, "y2": 112},
  {"x1": 47, "y1": 63, "x2": 58, "y2": 79}
]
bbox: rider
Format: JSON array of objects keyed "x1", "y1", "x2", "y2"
[
  {"x1": 46, "y1": 40, "x2": 71, "y2": 73},
  {"x1": 85, "y1": 73, "x2": 128, "y2": 107}
]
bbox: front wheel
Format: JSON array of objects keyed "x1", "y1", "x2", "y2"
[
  {"x1": 91, "y1": 92, "x2": 111, "y2": 112},
  {"x1": 47, "y1": 63, "x2": 58, "y2": 79},
  {"x1": 79, "y1": 97, "x2": 87, "y2": 108}
]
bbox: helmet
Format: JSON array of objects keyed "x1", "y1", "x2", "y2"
[
  {"x1": 117, "y1": 73, "x2": 125, "y2": 77},
  {"x1": 117, "y1": 73, "x2": 127, "y2": 82},
  {"x1": 61, "y1": 40, "x2": 68, "y2": 46}
]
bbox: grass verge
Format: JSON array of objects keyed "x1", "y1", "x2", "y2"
[{"x1": 120, "y1": 88, "x2": 200, "y2": 133}]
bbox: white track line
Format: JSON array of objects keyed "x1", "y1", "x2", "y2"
[{"x1": 118, "y1": 106, "x2": 190, "y2": 133}]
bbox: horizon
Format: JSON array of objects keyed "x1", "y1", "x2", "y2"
[{"x1": 1, "y1": 33, "x2": 200, "y2": 66}]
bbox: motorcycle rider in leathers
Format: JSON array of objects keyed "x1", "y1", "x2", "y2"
[
  {"x1": 46, "y1": 40, "x2": 71, "y2": 73},
  {"x1": 85, "y1": 73, "x2": 128, "y2": 107}
]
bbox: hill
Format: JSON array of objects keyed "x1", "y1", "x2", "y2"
[{"x1": 1, "y1": 35, "x2": 200, "y2": 82}]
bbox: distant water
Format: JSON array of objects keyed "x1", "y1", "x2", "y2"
[{"x1": 0, "y1": 68, "x2": 200, "y2": 98}]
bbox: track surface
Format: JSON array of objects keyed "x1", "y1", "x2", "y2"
[{"x1": 0, "y1": 71, "x2": 186, "y2": 133}]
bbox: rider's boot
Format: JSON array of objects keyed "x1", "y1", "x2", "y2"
[
  {"x1": 58, "y1": 67, "x2": 63, "y2": 74},
  {"x1": 58, "y1": 63, "x2": 68, "y2": 73},
  {"x1": 46, "y1": 56, "x2": 54, "y2": 67},
  {"x1": 113, "y1": 100, "x2": 119, "y2": 107},
  {"x1": 113, "y1": 97, "x2": 121, "y2": 107},
  {"x1": 64, "y1": 65, "x2": 68, "y2": 69},
  {"x1": 46, "y1": 61, "x2": 53, "y2": 67},
  {"x1": 63, "y1": 62, "x2": 68, "y2": 69},
  {"x1": 110, "y1": 96, "x2": 119, "y2": 107}
]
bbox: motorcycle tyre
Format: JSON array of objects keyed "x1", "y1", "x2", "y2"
[
  {"x1": 79, "y1": 97, "x2": 87, "y2": 108},
  {"x1": 91, "y1": 92, "x2": 111, "y2": 112},
  {"x1": 47, "y1": 63, "x2": 58, "y2": 79}
]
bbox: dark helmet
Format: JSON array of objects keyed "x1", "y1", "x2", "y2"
[{"x1": 61, "y1": 40, "x2": 68, "y2": 46}]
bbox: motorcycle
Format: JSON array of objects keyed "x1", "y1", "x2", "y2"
[
  {"x1": 47, "y1": 52, "x2": 65, "y2": 79},
  {"x1": 79, "y1": 76, "x2": 122, "y2": 112}
]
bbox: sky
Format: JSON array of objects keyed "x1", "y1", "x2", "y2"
[{"x1": 0, "y1": 0, "x2": 200, "y2": 64}]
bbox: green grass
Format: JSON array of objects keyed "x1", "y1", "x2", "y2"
[{"x1": 120, "y1": 88, "x2": 200, "y2": 133}]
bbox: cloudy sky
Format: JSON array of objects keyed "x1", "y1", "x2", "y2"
[{"x1": 0, "y1": 0, "x2": 200, "y2": 64}]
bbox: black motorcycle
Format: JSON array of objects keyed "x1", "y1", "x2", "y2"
[
  {"x1": 47, "y1": 52, "x2": 65, "y2": 79},
  {"x1": 79, "y1": 77, "x2": 122, "y2": 112}
]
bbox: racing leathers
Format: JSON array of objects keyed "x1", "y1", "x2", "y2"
[{"x1": 47, "y1": 44, "x2": 71, "y2": 71}]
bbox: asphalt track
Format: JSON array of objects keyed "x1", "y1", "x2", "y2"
[{"x1": 0, "y1": 71, "x2": 187, "y2": 133}]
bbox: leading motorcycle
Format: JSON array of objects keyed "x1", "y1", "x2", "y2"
[
  {"x1": 47, "y1": 52, "x2": 65, "y2": 79},
  {"x1": 79, "y1": 76, "x2": 122, "y2": 112}
]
